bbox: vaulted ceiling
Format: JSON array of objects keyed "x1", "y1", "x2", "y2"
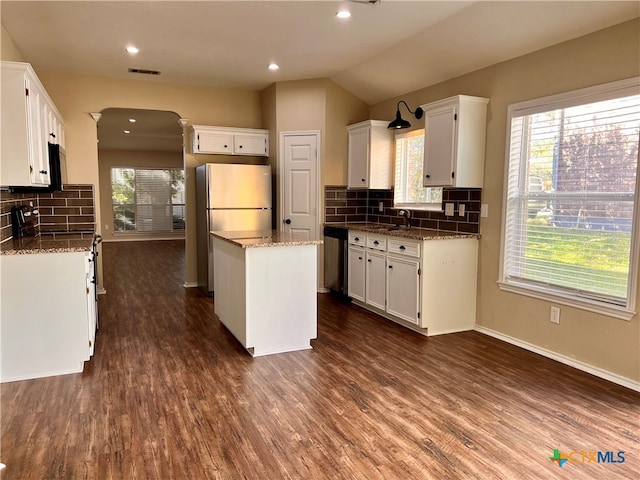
[
  {"x1": 3, "y1": 1, "x2": 637, "y2": 152},
  {"x1": 3, "y1": 1, "x2": 638, "y2": 105}
]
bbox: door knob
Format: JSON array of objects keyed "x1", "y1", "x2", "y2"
[{"x1": 284, "y1": 218, "x2": 291, "y2": 224}]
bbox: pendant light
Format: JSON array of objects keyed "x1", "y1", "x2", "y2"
[{"x1": 387, "y1": 100, "x2": 424, "y2": 130}]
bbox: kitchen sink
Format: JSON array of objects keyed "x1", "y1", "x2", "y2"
[{"x1": 370, "y1": 224, "x2": 409, "y2": 231}]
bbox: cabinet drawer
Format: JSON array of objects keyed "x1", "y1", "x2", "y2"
[
  {"x1": 366, "y1": 234, "x2": 387, "y2": 251},
  {"x1": 387, "y1": 239, "x2": 420, "y2": 258},
  {"x1": 348, "y1": 231, "x2": 366, "y2": 246}
]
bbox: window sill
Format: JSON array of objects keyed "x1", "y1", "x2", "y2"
[
  {"x1": 393, "y1": 205, "x2": 442, "y2": 212},
  {"x1": 497, "y1": 280, "x2": 635, "y2": 321}
]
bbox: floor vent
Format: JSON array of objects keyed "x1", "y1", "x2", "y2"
[{"x1": 128, "y1": 68, "x2": 161, "y2": 75}]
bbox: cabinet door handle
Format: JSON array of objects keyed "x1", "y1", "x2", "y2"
[
  {"x1": 224, "y1": 144, "x2": 228, "y2": 148},
  {"x1": 354, "y1": 237, "x2": 359, "y2": 241},
  {"x1": 361, "y1": 178, "x2": 365, "y2": 182},
  {"x1": 358, "y1": 256, "x2": 362, "y2": 260},
  {"x1": 367, "y1": 259, "x2": 372, "y2": 262},
  {"x1": 388, "y1": 265, "x2": 393, "y2": 269},
  {"x1": 399, "y1": 245, "x2": 406, "y2": 250},
  {"x1": 425, "y1": 174, "x2": 431, "y2": 179},
  {"x1": 239, "y1": 145, "x2": 243, "y2": 149},
  {"x1": 373, "y1": 240, "x2": 379, "y2": 245},
  {"x1": 39, "y1": 170, "x2": 48, "y2": 174},
  {"x1": 49, "y1": 132, "x2": 56, "y2": 138}
]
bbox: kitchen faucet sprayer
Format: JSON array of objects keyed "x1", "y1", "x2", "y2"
[{"x1": 398, "y1": 209, "x2": 412, "y2": 229}]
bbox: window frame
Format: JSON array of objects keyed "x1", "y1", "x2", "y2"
[
  {"x1": 393, "y1": 129, "x2": 442, "y2": 211},
  {"x1": 111, "y1": 166, "x2": 185, "y2": 234},
  {"x1": 498, "y1": 77, "x2": 640, "y2": 321}
]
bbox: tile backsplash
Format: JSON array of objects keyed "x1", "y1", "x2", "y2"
[
  {"x1": 324, "y1": 185, "x2": 481, "y2": 234},
  {"x1": 0, "y1": 184, "x2": 95, "y2": 243}
]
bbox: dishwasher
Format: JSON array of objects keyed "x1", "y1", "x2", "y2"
[{"x1": 323, "y1": 225, "x2": 349, "y2": 300}]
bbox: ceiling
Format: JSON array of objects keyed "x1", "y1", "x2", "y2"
[
  {"x1": 2, "y1": 1, "x2": 638, "y2": 152},
  {"x1": 96, "y1": 108, "x2": 183, "y2": 152}
]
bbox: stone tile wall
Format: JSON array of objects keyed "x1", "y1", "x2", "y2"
[
  {"x1": 0, "y1": 184, "x2": 95, "y2": 244},
  {"x1": 324, "y1": 186, "x2": 481, "y2": 234}
]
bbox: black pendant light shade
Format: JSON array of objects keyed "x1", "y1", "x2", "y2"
[{"x1": 388, "y1": 100, "x2": 424, "y2": 130}]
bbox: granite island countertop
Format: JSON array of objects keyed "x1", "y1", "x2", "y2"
[
  {"x1": 211, "y1": 230, "x2": 323, "y2": 249},
  {"x1": 0, "y1": 232, "x2": 95, "y2": 255},
  {"x1": 326, "y1": 222, "x2": 480, "y2": 241}
]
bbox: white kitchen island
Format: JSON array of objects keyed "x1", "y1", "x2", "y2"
[{"x1": 211, "y1": 230, "x2": 321, "y2": 357}]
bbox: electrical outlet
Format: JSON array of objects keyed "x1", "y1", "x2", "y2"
[
  {"x1": 445, "y1": 203, "x2": 455, "y2": 216},
  {"x1": 550, "y1": 306, "x2": 560, "y2": 324},
  {"x1": 378, "y1": 201, "x2": 384, "y2": 212},
  {"x1": 458, "y1": 204, "x2": 465, "y2": 216}
]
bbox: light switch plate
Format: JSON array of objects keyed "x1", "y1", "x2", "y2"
[
  {"x1": 445, "y1": 203, "x2": 455, "y2": 216},
  {"x1": 481, "y1": 204, "x2": 489, "y2": 218}
]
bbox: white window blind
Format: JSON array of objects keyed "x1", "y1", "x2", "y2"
[
  {"x1": 135, "y1": 169, "x2": 172, "y2": 232},
  {"x1": 500, "y1": 78, "x2": 640, "y2": 318},
  {"x1": 111, "y1": 167, "x2": 185, "y2": 233},
  {"x1": 394, "y1": 130, "x2": 442, "y2": 208}
]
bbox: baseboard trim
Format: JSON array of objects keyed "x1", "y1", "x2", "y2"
[
  {"x1": 102, "y1": 236, "x2": 185, "y2": 243},
  {"x1": 183, "y1": 282, "x2": 198, "y2": 288},
  {"x1": 474, "y1": 325, "x2": 640, "y2": 392}
]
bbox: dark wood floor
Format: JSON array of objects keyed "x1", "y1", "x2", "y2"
[{"x1": 1, "y1": 240, "x2": 638, "y2": 479}]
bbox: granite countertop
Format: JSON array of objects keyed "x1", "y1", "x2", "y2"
[
  {"x1": 211, "y1": 230, "x2": 323, "y2": 249},
  {"x1": 0, "y1": 232, "x2": 95, "y2": 255},
  {"x1": 326, "y1": 222, "x2": 480, "y2": 241}
]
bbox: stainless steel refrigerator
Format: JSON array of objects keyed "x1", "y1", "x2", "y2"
[{"x1": 196, "y1": 163, "x2": 272, "y2": 295}]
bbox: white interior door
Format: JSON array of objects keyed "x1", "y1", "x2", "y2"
[{"x1": 280, "y1": 132, "x2": 319, "y2": 241}]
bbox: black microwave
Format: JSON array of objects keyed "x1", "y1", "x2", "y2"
[{"x1": 9, "y1": 142, "x2": 67, "y2": 193}]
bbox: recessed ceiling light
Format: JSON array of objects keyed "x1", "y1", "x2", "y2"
[
  {"x1": 128, "y1": 118, "x2": 136, "y2": 123},
  {"x1": 268, "y1": 63, "x2": 279, "y2": 71},
  {"x1": 126, "y1": 46, "x2": 139, "y2": 55},
  {"x1": 123, "y1": 130, "x2": 131, "y2": 134},
  {"x1": 336, "y1": 10, "x2": 351, "y2": 19}
]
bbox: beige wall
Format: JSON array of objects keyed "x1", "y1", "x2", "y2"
[
  {"x1": 97, "y1": 149, "x2": 185, "y2": 242},
  {"x1": 1, "y1": 24, "x2": 24, "y2": 62},
  {"x1": 371, "y1": 19, "x2": 640, "y2": 383},
  {"x1": 262, "y1": 78, "x2": 368, "y2": 220},
  {"x1": 261, "y1": 78, "x2": 368, "y2": 289},
  {"x1": 23, "y1": 70, "x2": 262, "y2": 286},
  {"x1": 324, "y1": 80, "x2": 370, "y2": 186},
  {"x1": 5, "y1": 15, "x2": 637, "y2": 382}
]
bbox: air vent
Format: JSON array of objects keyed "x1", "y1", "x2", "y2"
[{"x1": 128, "y1": 68, "x2": 161, "y2": 75}]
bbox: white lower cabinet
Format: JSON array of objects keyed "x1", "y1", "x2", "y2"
[
  {"x1": 365, "y1": 250, "x2": 386, "y2": 310},
  {"x1": 1, "y1": 251, "x2": 97, "y2": 382},
  {"x1": 347, "y1": 245, "x2": 365, "y2": 302},
  {"x1": 386, "y1": 254, "x2": 420, "y2": 324},
  {"x1": 347, "y1": 230, "x2": 478, "y2": 335}
]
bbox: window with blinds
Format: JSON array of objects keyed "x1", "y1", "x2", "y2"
[
  {"x1": 111, "y1": 167, "x2": 185, "y2": 233},
  {"x1": 500, "y1": 78, "x2": 640, "y2": 319},
  {"x1": 394, "y1": 129, "x2": 442, "y2": 208}
]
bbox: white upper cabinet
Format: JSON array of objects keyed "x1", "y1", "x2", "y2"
[
  {"x1": 347, "y1": 120, "x2": 393, "y2": 189},
  {"x1": 421, "y1": 95, "x2": 489, "y2": 188},
  {"x1": 1, "y1": 62, "x2": 64, "y2": 187},
  {"x1": 192, "y1": 125, "x2": 268, "y2": 156}
]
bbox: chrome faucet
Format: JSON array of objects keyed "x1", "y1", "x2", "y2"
[{"x1": 398, "y1": 209, "x2": 412, "y2": 229}]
